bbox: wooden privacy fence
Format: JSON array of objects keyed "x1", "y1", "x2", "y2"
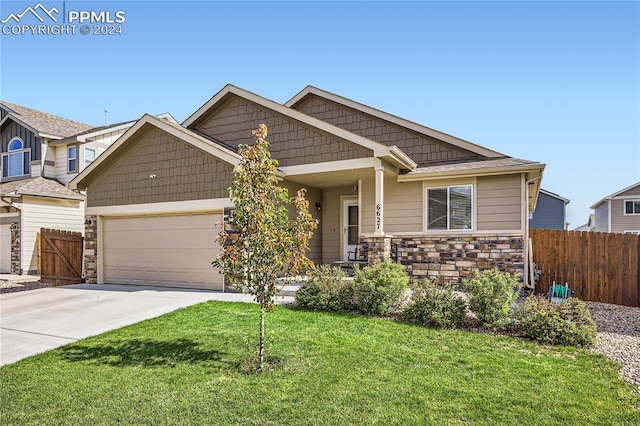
[
  {"x1": 530, "y1": 229, "x2": 640, "y2": 307},
  {"x1": 38, "y1": 228, "x2": 84, "y2": 286}
]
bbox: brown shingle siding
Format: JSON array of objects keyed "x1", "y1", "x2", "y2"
[
  {"x1": 87, "y1": 128, "x2": 233, "y2": 207},
  {"x1": 295, "y1": 95, "x2": 482, "y2": 166},
  {"x1": 192, "y1": 97, "x2": 371, "y2": 167}
]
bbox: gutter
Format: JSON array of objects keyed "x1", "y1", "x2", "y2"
[
  {"x1": 398, "y1": 163, "x2": 544, "y2": 182},
  {"x1": 388, "y1": 145, "x2": 417, "y2": 170}
]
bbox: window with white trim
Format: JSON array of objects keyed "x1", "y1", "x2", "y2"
[
  {"x1": 624, "y1": 230, "x2": 640, "y2": 235},
  {"x1": 624, "y1": 200, "x2": 640, "y2": 215},
  {"x1": 68, "y1": 146, "x2": 77, "y2": 173},
  {"x1": 2, "y1": 137, "x2": 30, "y2": 178},
  {"x1": 84, "y1": 147, "x2": 96, "y2": 167},
  {"x1": 426, "y1": 185, "x2": 473, "y2": 231}
]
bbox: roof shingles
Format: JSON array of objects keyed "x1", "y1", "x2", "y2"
[
  {"x1": 1, "y1": 101, "x2": 93, "y2": 138},
  {"x1": 406, "y1": 158, "x2": 538, "y2": 175},
  {"x1": 0, "y1": 177, "x2": 84, "y2": 201}
]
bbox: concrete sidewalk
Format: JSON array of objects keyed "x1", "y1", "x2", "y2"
[{"x1": 0, "y1": 283, "x2": 293, "y2": 366}]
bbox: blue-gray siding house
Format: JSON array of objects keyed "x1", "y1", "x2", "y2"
[{"x1": 529, "y1": 189, "x2": 570, "y2": 230}]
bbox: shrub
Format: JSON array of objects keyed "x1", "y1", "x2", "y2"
[
  {"x1": 402, "y1": 279, "x2": 467, "y2": 328},
  {"x1": 347, "y1": 259, "x2": 409, "y2": 316},
  {"x1": 516, "y1": 296, "x2": 597, "y2": 347},
  {"x1": 464, "y1": 268, "x2": 521, "y2": 330},
  {"x1": 295, "y1": 265, "x2": 348, "y2": 312}
]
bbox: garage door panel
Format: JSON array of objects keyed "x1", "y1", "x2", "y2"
[
  {"x1": 104, "y1": 229, "x2": 217, "y2": 250},
  {"x1": 103, "y1": 213, "x2": 223, "y2": 290},
  {"x1": 105, "y1": 249, "x2": 215, "y2": 269}
]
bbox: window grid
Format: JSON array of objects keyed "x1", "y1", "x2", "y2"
[
  {"x1": 624, "y1": 200, "x2": 640, "y2": 215},
  {"x1": 426, "y1": 185, "x2": 473, "y2": 231},
  {"x1": 68, "y1": 146, "x2": 77, "y2": 173},
  {"x1": 2, "y1": 137, "x2": 30, "y2": 179}
]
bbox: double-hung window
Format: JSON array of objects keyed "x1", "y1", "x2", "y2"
[
  {"x1": 2, "y1": 138, "x2": 30, "y2": 178},
  {"x1": 624, "y1": 200, "x2": 640, "y2": 215},
  {"x1": 84, "y1": 147, "x2": 96, "y2": 168},
  {"x1": 426, "y1": 185, "x2": 473, "y2": 231},
  {"x1": 68, "y1": 146, "x2": 77, "y2": 173}
]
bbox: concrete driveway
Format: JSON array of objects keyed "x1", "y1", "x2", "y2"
[{"x1": 0, "y1": 284, "x2": 293, "y2": 366}]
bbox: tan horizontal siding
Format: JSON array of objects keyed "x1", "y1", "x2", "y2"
[
  {"x1": 476, "y1": 174, "x2": 522, "y2": 231},
  {"x1": 54, "y1": 144, "x2": 75, "y2": 185},
  {"x1": 384, "y1": 179, "x2": 422, "y2": 233},
  {"x1": 193, "y1": 97, "x2": 372, "y2": 167},
  {"x1": 611, "y1": 198, "x2": 640, "y2": 233},
  {"x1": 282, "y1": 181, "x2": 323, "y2": 266},
  {"x1": 619, "y1": 185, "x2": 640, "y2": 197},
  {"x1": 321, "y1": 186, "x2": 354, "y2": 264},
  {"x1": 361, "y1": 177, "x2": 375, "y2": 234}
]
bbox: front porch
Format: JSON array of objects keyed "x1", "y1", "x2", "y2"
[
  {"x1": 219, "y1": 159, "x2": 526, "y2": 284},
  {"x1": 279, "y1": 159, "x2": 526, "y2": 284}
]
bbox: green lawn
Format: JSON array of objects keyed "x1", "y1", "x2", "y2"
[{"x1": 1, "y1": 302, "x2": 638, "y2": 425}]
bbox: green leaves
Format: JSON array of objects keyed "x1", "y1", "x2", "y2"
[{"x1": 212, "y1": 124, "x2": 318, "y2": 370}]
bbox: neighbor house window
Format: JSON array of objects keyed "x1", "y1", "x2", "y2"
[
  {"x1": 426, "y1": 185, "x2": 473, "y2": 231},
  {"x1": 624, "y1": 230, "x2": 640, "y2": 235},
  {"x1": 67, "y1": 146, "x2": 77, "y2": 173},
  {"x1": 84, "y1": 147, "x2": 96, "y2": 167},
  {"x1": 624, "y1": 200, "x2": 640, "y2": 215},
  {"x1": 2, "y1": 137, "x2": 30, "y2": 178}
]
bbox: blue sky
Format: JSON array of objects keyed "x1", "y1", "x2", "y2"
[{"x1": 1, "y1": 1, "x2": 638, "y2": 227}]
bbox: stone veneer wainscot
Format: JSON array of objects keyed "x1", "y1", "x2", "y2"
[
  {"x1": 10, "y1": 221, "x2": 20, "y2": 275},
  {"x1": 84, "y1": 215, "x2": 98, "y2": 284},
  {"x1": 362, "y1": 235, "x2": 525, "y2": 284}
]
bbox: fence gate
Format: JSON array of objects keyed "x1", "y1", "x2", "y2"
[{"x1": 39, "y1": 228, "x2": 83, "y2": 286}]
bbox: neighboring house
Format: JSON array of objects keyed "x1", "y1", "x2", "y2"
[
  {"x1": 71, "y1": 84, "x2": 545, "y2": 290},
  {"x1": 573, "y1": 214, "x2": 595, "y2": 232},
  {"x1": 0, "y1": 101, "x2": 91, "y2": 274},
  {"x1": 590, "y1": 182, "x2": 640, "y2": 234},
  {"x1": 0, "y1": 101, "x2": 174, "y2": 274},
  {"x1": 529, "y1": 189, "x2": 570, "y2": 230}
]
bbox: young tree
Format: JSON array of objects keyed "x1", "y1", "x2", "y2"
[{"x1": 213, "y1": 124, "x2": 317, "y2": 371}]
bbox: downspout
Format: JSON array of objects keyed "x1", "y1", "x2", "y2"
[{"x1": 524, "y1": 175, "x2": 542, "y2": 289}]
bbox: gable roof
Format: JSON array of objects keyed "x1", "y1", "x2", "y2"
[
  {"x1": 285, "y1": 85, "x2": 505, "y2": 159},
  {"x1": 70, "y1": 114, "x2": 242, "y2": 191},
  {"x1": 590, "y1": 182, "x2": 640, "y2": 209},
  {"x1": 0, "y1": 176, "x2": 84, "y2": 201},
  {"x1": 182, "y1": 84, "x2": 417, "y2": 170},
  {"x1": 50, "y1": 112, "x2": 179, "y2": 145},
  {"x1": 539, "y1": 189, "x2": 570, "y2": 204},
  {"x1": 0, "y1": 101, "x2": 92, "y2": 139}
]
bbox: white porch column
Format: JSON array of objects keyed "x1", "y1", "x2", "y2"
[{"x1": 374, "y1": 165, "x2": 384, "y2": 236}]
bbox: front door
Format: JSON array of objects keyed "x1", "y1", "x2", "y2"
[{"x1": 343, "y1": 199, "x2": 359, "y2": 260}]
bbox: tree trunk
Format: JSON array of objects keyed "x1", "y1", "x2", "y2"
[{"x1": 258, "y1": 295, "x2": 265, "y2": 371}]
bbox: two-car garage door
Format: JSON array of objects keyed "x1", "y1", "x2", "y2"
[{"x1": 103, "y1": 213, "x2": 223, "y2": 290}]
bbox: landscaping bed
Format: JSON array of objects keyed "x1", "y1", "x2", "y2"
[
  {"x1": 0, "y1": 280, "x2": 51, "y2": 294},
  {"x1": 587, "y1": 302, "x2": 640, "y2": 391}
]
